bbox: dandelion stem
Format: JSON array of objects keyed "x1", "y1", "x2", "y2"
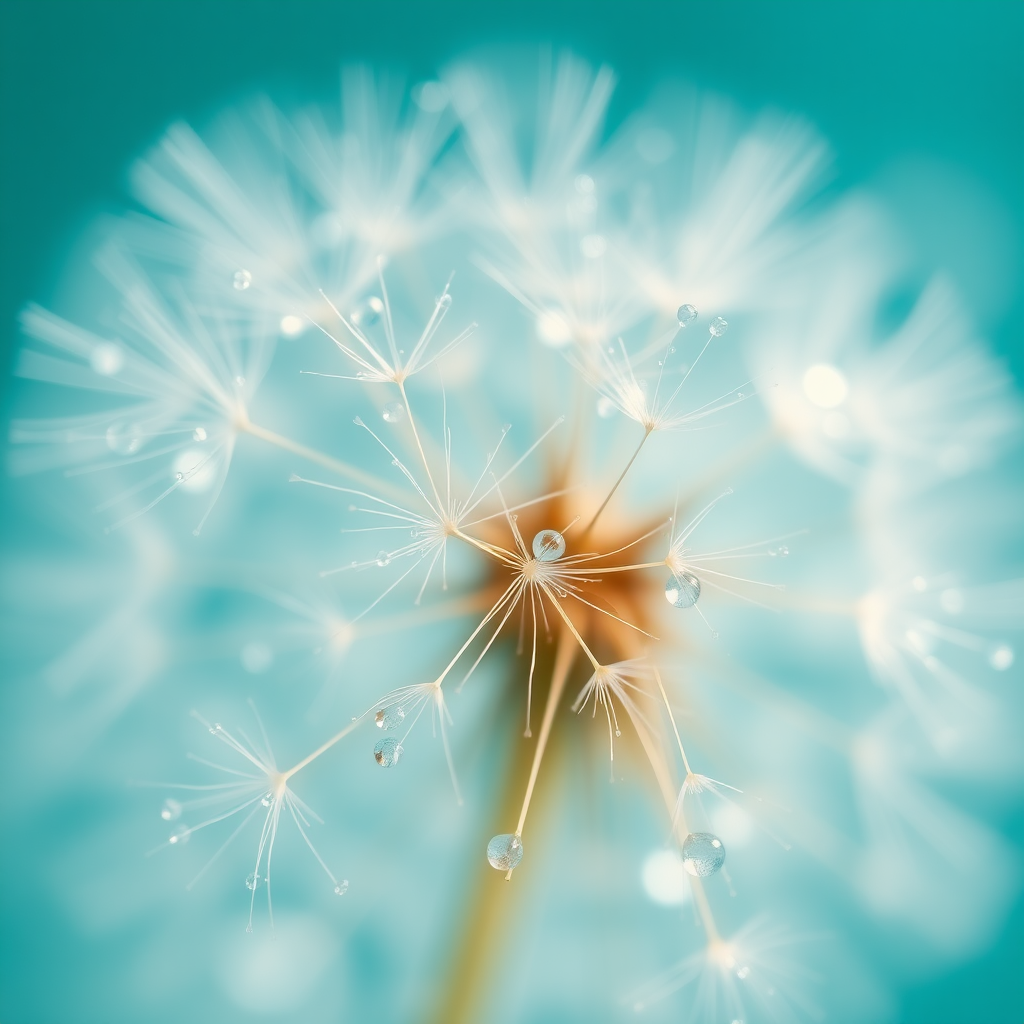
[
  {"x1": 511, "y1": 625, "x2": 576, "y2": 853},
  {"x1": 582, "y1": 427, "x2": 651, "y2": 538},
  {"x1": 240, "y1": 419, "x2": 388, "y2": 492},
  {"x1": 282, "y1": 717, "x2": 363, "y2": 780}
]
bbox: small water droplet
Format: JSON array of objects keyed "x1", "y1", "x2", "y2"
[
  {"x1": 374, "y1": 736, "x2": 403, "y2": 767},
  {"x1": 990, "y1": 645, "x2": 1014, "y2": 671},
  {"x1": 168, "y1": 826, "x2": 190, "y2": 846},
  {"x1": 192, "y1": 426, "x2": 207, "y2": 441},
  {"x1": 209, "y1": 723, "x2": 223, "y2": 735},
  {"x1": 486, "y1": 833, "x2": 523, "y2": 872},
  {"x1": 233, "y1": 269, "x2": 252, "y2": 291},
  {"x1": 160, "y1": 798, "x2": 182, "y2": 822},
  {"x1": 175, "y1": 471, "x2": 184, "y2": 481},
  {"x1": 665, "y1": 571, "x2": 701, "y2": 608},
  {"x1": 375, "y1": 705, "x2": 406, "y2": 730},
  {"x1": 596, "y1": 396, "x2": 617, "y2": 418},
  {"x1": 736, "y1": 965, "x2": 750, "y2": 980},
  {"x1": 261, "y1": 794, "x2": 272, "y2": 807},
  {"x1": 382, "y1": 401, "x2": 405, "y2": 423},
  {"x1": 676, "y1": 303, "x2": 698, "y2": 326},
  {"x1": 334, "y1": 880, "x2": 349, "y2": 896},
  {"x1": 532, "y1": 529, "x2": 566, "y2": 562},
  {"x1": 709, "y1": 316, "x2": 729, "y2": 337},
  {"x1": 375, "y1": 550, "x2": 391, "y2": 567},
  {"x1": 437, "y1": 293, "x2": 452, "y2": 310},
  {"x1": 681, "y1": 831, "x2": 725, "y2": 877},
  {"x1": 245, "y1": 872, "x2": 261, "y2": 891}
]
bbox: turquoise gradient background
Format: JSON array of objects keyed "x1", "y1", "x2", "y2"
[{"x1": 0, "y1": 2, "x2": 1021, "y2": 1021}]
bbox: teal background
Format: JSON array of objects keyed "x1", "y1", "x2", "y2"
[{"x1": 0, "y1": 1, "x2": 1021, "y2": 1021}]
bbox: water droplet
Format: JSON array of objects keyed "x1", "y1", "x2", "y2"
[
  {"x1": 245, "y1": 872, "x2": 261, "y2": 890},
  {"x1": 160, "y1": 798, "x2": 182, "y2": 822},
  {"x1": 681, "y1": 831, "x2": 725, "y2": 877},
  {"x1": 665, "y1": 571, "x2": 701, "y2": 608},
  {"x1": 334, "y1": 880, "x2": 350, "y2": 896},
  {"x1": 736, "y1": 965, "x2": 750, "y2": 979},
  {"x1": 990, "y1": 645, "x2": 1014, "y2": 671},
  {"x1": 175, "y1": 471, "x2": 184, "y2": 481},
  {"x1": 532, "y1": 529, "x2": 566, "y2": 562},
  {"x1": 778, "y1": 545, "x2": 789, "y2": 557},
  {"x1": 375, "y1": 551, "x2": 391, "y2": 567},
  {"x1": 209, "y1": 723, "x2": 223, "y2": 735},
  {"x1": 168, "y1": 826, "x2": 190, "y2": 846},
  {"x1": 374, "y1": 736, "x2": 403, "y2": 767},
  {"x1": 676, "y1": 303, "x2": 698, "y2": 326},
  {"x1": 192, "y1": 426, "x2": 207, "y2": 441},
  {"x1": 574, "y1": 173, "x2": 595, "y2": 195},
  {"x1": 233, "y1": 269, "x2": 252, "y2": 291},
  {"x1": 382, "y1": 401, "x2": 405, "y2": 424},
  {"x1": 486, "y1": 833, "x2": 523, "y2": 872},
  {"x1": 437, "y1": 293, "x2": 452, "y2": 310},
  {"x1": 709, "y1": 316, "x2": 729, "y2": 337},
  {"x1": 375, "y1": 705, "x2": 406, "y2": 730},
  {"x1": 596, "y1": 396, "x2": 617, "y2": 418},
  {"x1": 105, "y1": 421, "x2": 143, "y2": 455},
  {"x1": 90, "y1": 342, "x2": 124, "y2": 376},
  {"x1": 235, "y1": 375, "x2": 246, "y2": 387},
  {"x1": 352, "y1": 296, "x2": 383, "y2": 325},
  {"x1": 261, "y1": 794, "x2": 272, "y2": 807}
]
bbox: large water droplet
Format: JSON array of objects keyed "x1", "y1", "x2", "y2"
[
  {"x1": 681, "y1": 831, "x2": 725, "y2": 877},
  {"x1": 486, "y1": 833, "x2": 523, "y2": 872},
  {"x1": 665, "y1": 571, "x2": 701, "y2": 608},
  {"x1": 375, "y1": 551, "x2": 391, "y2": 567},
  {"x1": 160, "y1": 798, "x2": 182, "y2": 822},
  {"x1": 676, "y1": 303, "x2": 698, "y2": 326},
  {"x1": 374, "y1": 736, "x2": 403, "y2": 767},
  {"x1": 532, "y1": 529, "x2": 566, "y2": 562},
  {"x1": 233, "y1": 269, "x2": 252, "y2": 291},
  {"x1": 709, "y1": 316, "x2": 729, "y2": 337},
  {"x1": 245, "y1": 872, "x2": 261, "y2": 891},
  {"x1": 375, "y1": 705, "x2": 406, "y2": 730},
  {"x1": 334, "y1": 880, "x2": 350, "y2": 896},
  {"x1": 382, "y1": 401, "x2": 405, "y2": 424}
]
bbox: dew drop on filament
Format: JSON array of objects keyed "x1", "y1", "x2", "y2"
[
  {"x1": 168, "y1": 826, "x2": 190, "y2": 846},
  {"x1": 375, "y1": 551, "x2": 391, "y2": 567},
  {"x1": 532, "y1": 529, "x2": 566, "y2": 562},
  {"x1": 437, "y1": 293, "x2": 452, "y2": 310},
  {"x1": 665, "y1": 571, "x2": 701, "y2": 608},
  {"x1": 160, "y1": 799, "x2": 182, "y2": 822},
  {"x1": 245, "y1": 872, "x2": 261, "y2": 891},
  {"x1": 334, "y1": 880, "x2": 349, "y2": 896},
  {"x1": 676, "y1": 303, "x2": 698, "y2": 326},
  {"x1": 681, "y1": 831, "x2": 725, "y2": 877},
  {"x1": 233, "y1": 269, "x2": 252, "y2": 291},
  {"x1": 486, "y1": 833, "x2": 524, "y2": 872},
  {"x1": 709, "y1": 316, "x2": 729, "y2": 337},
  {"x1": 375, "y1": 705, "x2": 406, "y2": 730},
  {"x1": 374, "y1": 736, "x2": 403, "y2": 767},
  {"x1": 382, "y1": 402, "x2": 405, "y2": 424}
]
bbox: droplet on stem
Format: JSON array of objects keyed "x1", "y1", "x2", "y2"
[
  {"x1": 375, "y1": 551, "x2": 391, "y2": 567},
  {"x1": 532, "y1": 529, "x2": 565, "y2": 562},
  {"x1": 245, "y1": 872, "x2": 261, "y2": 890},
  {"x1": 232, "y1": 269, "x2": 252, "y2": 291},
  {"x1": 676, "y1": 303, "x2": 698, "y2": 326},
  {"x1": 681, "y1": 832, "x2": 726, "y2": 877},
  {"x1": 709, "y1": 316, "x2": 729, "y2": 337},
  {"x1": 375, "y1": 705, "x2": 406, "y2": 730},
  {"x1": 168, "y1": 826, "x2": 190, "y2": 846},
  {"x1": 160, "y1": 799, "x2": 182, "y2": 822},
  {"x1": 374, "y1": 736, "x2": 403, "y2": 767},
  {"x1": 334, "y1": 880, "x2": 349, "y2": 896},
  {"x1": 665, "y1": 571, "x2": 701, "y2": 608},
  {"x1": 486, "y1": 833, "x2": 523, "y2": 872}
]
